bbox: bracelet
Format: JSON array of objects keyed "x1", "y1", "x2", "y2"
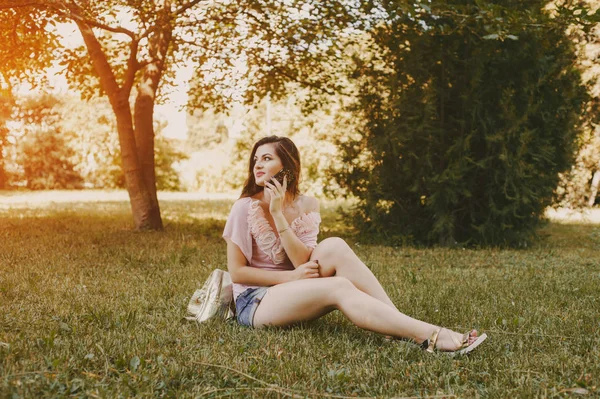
[{"x1": 278, "y1": 226, "x2": 290, "y2": 234}]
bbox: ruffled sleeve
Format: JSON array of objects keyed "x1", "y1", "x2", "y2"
[
  {"x1": 291, "y1": 212, "x2": 321, "y2": 249},
  {"x1": 222, "y1": 198, "x2": 253, "y2": 264}
]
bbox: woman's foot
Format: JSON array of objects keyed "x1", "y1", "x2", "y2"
[{"x1": 423, "y1": 328, "x2": 480, "y2": 352}]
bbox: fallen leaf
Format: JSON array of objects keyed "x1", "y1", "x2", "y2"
[{"x1": 559, "y1": 387, "x2": 589, "y2": 395}]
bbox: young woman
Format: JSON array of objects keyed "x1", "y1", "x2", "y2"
[{"x1": 223, "y1": 136, "x2": 487, "y2": 354}]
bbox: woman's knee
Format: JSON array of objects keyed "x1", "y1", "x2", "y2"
[
  {"x1": 323, "y1": 276, "x2": 356, "y2": 304},
  {"x1": 312, "y1": 237, "x2": 352, "y2": 263},
  {"x1": 320, "y1": 237, "x2": 351, "y2": 251}
]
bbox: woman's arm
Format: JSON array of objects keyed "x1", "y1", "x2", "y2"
[
  {"x1": 226, "y1": 239, "x2": 318, "y2": 285},
  {"x1": 264, "y1": 176, "x2": 320, "y2": 268},
  {"x1": 272, "y1": 196, "x2": 320, "y2": 268}
]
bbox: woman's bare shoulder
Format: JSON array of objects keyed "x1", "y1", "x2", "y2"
[{"x1": 298, "y1": 195, "x2": 319, "y2": 213}]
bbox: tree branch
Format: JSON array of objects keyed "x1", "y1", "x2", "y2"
[
  {"x1": 0, "y1": 1, "x2": 47, "y2": 10},
  {"x1": 137, "y1": 59, "x2": 152, "y2": 69},
  {"x1": 138, "y1": 0, "x2": 209, "y2": 40},
  {"x1": 51, "y1": 1, "x2": 137, "y2": 38},
  {"x1": 0, "y1": 1, "x2": 137, "y2": 38},
  {"x1": 122, "y1": 38, "x2": 140, "y2": 95},
  {"x1": 74, "y1": 20, "x2": 121, "y2": 103},
  {"x1": 174, "y1": 36, "x2": 214, "y2": 53},
  {"x1": 243, "y1": 8, "x2": 282, "y2": 40},
  {"x1": 275, "y1": 65, "x2": 335, "y2": 96},
  {"x1": 242, "y1": 7, "x2": 304, "y2": 49},
  {"x1": 173, "y1": 0, "x2": 210, "y2": 16}
]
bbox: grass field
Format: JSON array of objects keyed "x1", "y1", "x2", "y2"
[{"x1": 1, "y1": 191, "x2": 599, "y2": 398}]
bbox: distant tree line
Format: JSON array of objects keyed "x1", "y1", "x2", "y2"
[{"x1": 0, "y1": 92, "x2": 185, "y2": 191}]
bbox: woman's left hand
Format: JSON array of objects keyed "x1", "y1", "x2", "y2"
[{"x1": 265, "y1": 175, "x2": 287, "y2": 215}]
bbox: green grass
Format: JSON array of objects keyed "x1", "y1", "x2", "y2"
[{"x1": 1, "y1": 195, "x2": 599, "y2": 398}]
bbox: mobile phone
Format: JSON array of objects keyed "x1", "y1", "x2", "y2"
[{"x1": 272, "y1": 168, "x2": 294, "y2": 184}]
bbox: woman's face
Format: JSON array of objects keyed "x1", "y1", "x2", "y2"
[{"x1": 253, "y1": 143, "x2": 283, "y2": 187}]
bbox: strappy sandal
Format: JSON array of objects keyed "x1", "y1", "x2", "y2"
[{"x1": 421, "y1": 328, "x2": 488, "y2": 356}]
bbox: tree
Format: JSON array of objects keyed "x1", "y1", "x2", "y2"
[
  {"x1": 0, "y1": 0, "x2": 365, "y2": 229},
  {"x1": 332, "y1": 1, "x2": 598, "y2": 246},
  {"x1": 0, "y1": 88, "x2": 13, "y2": 189},
  {"x1": 11, "y1": 93, "x2": 84, "y2": 189},
  {"x1": 558, "y1": 128, "x2": 600, "y2": 207},
  {"x1": 0, "y1": 5, "x2": 57, "y2": 86},
  {"x1": 1, "y1": 3, "x2": 58, "y2": 189},
  {"x1": 556, "y1": 6, "x2": 600, "y2": 209},
  {"x1": 18, "y1": 129, "x2": 84, "y2": 190},
  {"x1": 21, "y1": 92, "x2": 187, "y2": 191}
]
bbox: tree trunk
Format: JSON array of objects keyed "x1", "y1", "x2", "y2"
[
  {"x1": 114, "y1": 94, "x2": 163, "y2": 230},
  {"x1": 0, "y1": 156, "x2": 5, "y2": 189},
  {"x1": 132, "y1": 13, "x2": 173, "y2": 230},
  {"x1": 76, "y1": 21, "x2": 163, "y2": 230},
  {"x1": 589, "y1": 169, "x2": 600, "y2": 207},
  {"x1": 0, "y1": 91, "x2": 11, "y2": 190},
  {"x1": 0, "y1": 128, "x2": 6, "y2": 189},
  {"x1": 134, "y1": 82, "x2": 162, "y2": 228}
]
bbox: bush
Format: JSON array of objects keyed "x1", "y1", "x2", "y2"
[
  {"x1": 154, "y1": 134, "x2": 187, "y2": 191},
  {"x1": 334, "y1": 1, "x2": 591, "y2": 246},
  {"x1": 556, "y1": 128, "x2": 600, "y2": 207},
  {"x1": 12, "y1": 93, "x2": 84, "y2": 189},
  {"x1": 19, "y1": 127, "x2": 84, "y2": 190}
]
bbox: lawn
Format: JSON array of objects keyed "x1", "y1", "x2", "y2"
[{"x1": 1, "y1": 191, "x2": 599, "y2": 398}]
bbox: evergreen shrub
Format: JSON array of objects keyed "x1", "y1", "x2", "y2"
[{"x1": 334, "y1": 1, "x2": 592, "y2": 246}]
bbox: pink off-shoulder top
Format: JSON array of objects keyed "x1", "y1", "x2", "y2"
[{"x1": 222, "y1": 197, "x2": 321, "y2": 301}]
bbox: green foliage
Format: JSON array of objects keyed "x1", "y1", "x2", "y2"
[
  {"x1": 556, "y1": 128, "x2": 600, "y2": 207},
  {"x1": 0, "y1": 89, "x2": 13, "y2": 189},
  {"x1": 14, "y1": 94, "x2": 84, "y2": 190},
  {"x1": 19, "y1": 128, "x2": 84, "y2": 190},
  {"x1": 333, "y1": 1, "x2": 594, "y2": 247},
  {"x1": 53, "y1": 95, "x2": 123, "y2": 189},
  {"x1": 222, "y1": 94, "x2": 345, "y2": 196},
  {"x1": 182, "y1": 105, "x2": 242, "y2": 193},
  {"x1": 154, "y1": 133, "x2": 187, "y2": 192},
  {"x1": 6, "y1": 92, "x2": 186, "y2": 191},
  {"x1": 60, "y1": 97, "x2": 187, "y2": 191},
  {"x1": 184, "y1": 1, "x2": 375, "y2": 112},
  {"x1": 555, "y1": 15, "x2": 600, "y2": 209},
  {"x1": 0, "y1": 7, "x2": 60, "y2": 87},
  {"x1": 3, "y1": 0, "x2": 366, "y2": 110},
  {"x1": 186, "y1": 108, "x2": 230, "y2": 152},
  {"x1": 183, "y1": 92, "x2": 348, "y2": 195}
]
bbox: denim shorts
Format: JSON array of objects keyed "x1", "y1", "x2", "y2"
[{"x1": 235, "y1": 287, "x2": 268, "y2": 327}]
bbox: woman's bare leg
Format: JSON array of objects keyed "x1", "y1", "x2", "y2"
[
  {"x1": 253, "y1": 277, "x2": 476, "y2": 350},
  {"x1": 310, "y1": 237, "x2": 397, "y2": 310}
]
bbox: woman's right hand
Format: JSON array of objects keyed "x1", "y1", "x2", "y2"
[{"x1": 290, "y1": 260, "x2": 320, "y2": 281}]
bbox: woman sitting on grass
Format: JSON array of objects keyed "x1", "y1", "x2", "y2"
[{"x1": 223, "y1": 135, "x2": 487, "y2": 354}]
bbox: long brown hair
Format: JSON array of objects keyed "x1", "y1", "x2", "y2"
[{"x1": 240, "y1": 136, "x2": 301, "y2": 200}]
